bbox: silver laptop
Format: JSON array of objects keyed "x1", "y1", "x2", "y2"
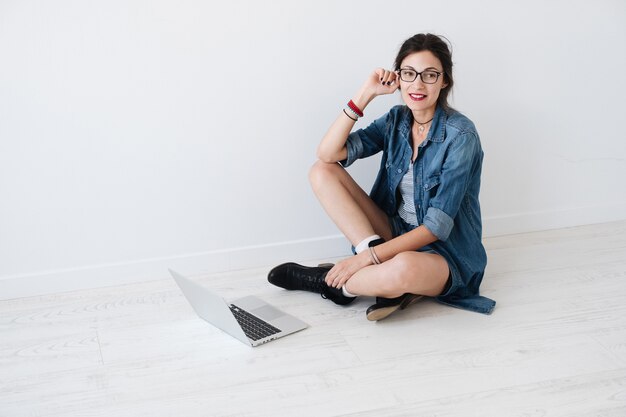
[{"x1": 169, "y1": 269, "x2": 308, "y2": 347}]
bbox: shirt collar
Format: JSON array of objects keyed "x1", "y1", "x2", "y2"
[{"x1": 398, "y1": 105, "x2": 447, "y2": 144}]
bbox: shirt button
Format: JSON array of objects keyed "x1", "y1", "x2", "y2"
[{"x1": 397, "y1": 169, "x2": 402, "y2": 173}]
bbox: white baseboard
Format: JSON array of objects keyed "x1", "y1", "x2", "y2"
[
  {"x1": 0, "y1": 235, "x2": 353, "y2": 301},
  {"x1": 2, "y1": 202, "x2": 625, "y2": 300},
  {"x1": 483, "y1": 202, "x2": 626, "y2": 237}
]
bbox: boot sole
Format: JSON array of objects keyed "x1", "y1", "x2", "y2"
[{"x1": 366, "y1": 294, "x2": 423, "y2": 321}]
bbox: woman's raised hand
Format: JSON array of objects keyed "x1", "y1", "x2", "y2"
[
  {"x1": 350, "y1": 68, "x2": 400, "y2": 112},
  {"x1": 363, "y1": 68, "x2": 400, "y2": 97}
]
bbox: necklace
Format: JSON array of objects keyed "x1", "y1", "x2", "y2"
[{"x1": 414, "y1": 117, "x2": 434, "y2": 134}]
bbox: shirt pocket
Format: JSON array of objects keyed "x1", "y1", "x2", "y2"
[
  {"x1": 420, "y1": 174, "x2": 440, "y2": 216},
  {"x1": 385, "y1": 160, "x2": 406, "y2": 190},
  {"x1": 423, "y1": 174, "x2": 441, "y2": 193}
]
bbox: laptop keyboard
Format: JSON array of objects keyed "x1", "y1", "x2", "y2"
[{"x1": 229, "y1": 304, "x2": 281, "y2": 341}]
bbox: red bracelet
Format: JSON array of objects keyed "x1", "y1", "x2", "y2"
[{"x1": 347, "y1": 100, "x2": 364, "y2": 118}]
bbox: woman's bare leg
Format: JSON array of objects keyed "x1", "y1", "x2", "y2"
[
  {"x1": 345, "y1": 251, "x2": 450, "y2": 297},
  {"x1": 309, "y1": 160, "x2": 393, "y2": 245},
  {"x1": 309, "y1": 160, "x2": 450, "y2": 299}
]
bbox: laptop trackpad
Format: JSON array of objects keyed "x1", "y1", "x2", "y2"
[{"x1": 252, "y1": 304, "x2": 284, "y2": 321}]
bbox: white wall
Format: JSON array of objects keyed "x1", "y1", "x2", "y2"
[{"x1": 1, "y1": 0, "x2": 625, "y2": 299}]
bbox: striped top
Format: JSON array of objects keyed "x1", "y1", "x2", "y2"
[{"x1": 398, "y1": 162, "x2": 419, "y2": 226}]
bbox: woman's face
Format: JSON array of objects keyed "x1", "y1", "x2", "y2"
[{"x1": 398, "y1": 50, "x2": 448, "y2": 115}]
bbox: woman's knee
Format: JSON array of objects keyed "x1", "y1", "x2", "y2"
[
  {"x1": 387, "y1": 253, "x2": 417, "y2": 286},
  {"x1": 375, "y1": 254, "x2": 414, "y2": 296},
  {"x1": 381, "y1": 252, "x2": 441, "y2": 295},
  {"x1": 381, "y1": 252, "x2": 449, "y2": 297},
  {"x1": 309, "y1": 160, "x2": 342, "y2": 190}
]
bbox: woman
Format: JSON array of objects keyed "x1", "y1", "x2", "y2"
[{"x1": 268, "y1": 33, "x2": 495, "y2": 320}]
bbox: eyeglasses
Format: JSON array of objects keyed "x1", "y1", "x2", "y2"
[{"x1": 398, "y1": 68, "x2": 443, "y2": 84}]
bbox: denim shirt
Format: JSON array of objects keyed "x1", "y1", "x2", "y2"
[{"x1": 342, "y1": 105, "x2": 496, "y2": 314}]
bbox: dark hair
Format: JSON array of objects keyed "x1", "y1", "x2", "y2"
[{"x1": 394, "y1": 33, "x2": 454, "y2": 111}]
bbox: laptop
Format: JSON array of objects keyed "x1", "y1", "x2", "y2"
[{"x1": 169, "y1": 269, "x2": 308, "y2": 347}]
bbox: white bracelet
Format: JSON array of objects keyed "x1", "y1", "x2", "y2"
[{"x1": 345, "y1": 106, "x2": 361, "y2": 119}]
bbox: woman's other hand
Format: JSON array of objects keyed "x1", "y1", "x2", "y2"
[{"x1": 324, "y1": 251, "x2": 372, "y2": 289}]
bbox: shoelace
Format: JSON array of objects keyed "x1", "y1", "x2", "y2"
[{"x1": 294, "y1": 267, "x2": 327, "y2": 293}]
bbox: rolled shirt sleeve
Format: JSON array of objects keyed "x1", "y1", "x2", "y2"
[
  {"x1": 341, "y1": 131, "x2": 365, "y2": 168},
  {"x1": 423, "y1": 206, "x2": 454, "y2": 241}
]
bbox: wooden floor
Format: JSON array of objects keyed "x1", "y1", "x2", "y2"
[{"x1": 2, "y1": 221, "x2": 626, "y2": 416}]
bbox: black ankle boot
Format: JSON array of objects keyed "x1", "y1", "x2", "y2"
[
  {"x1": 267, "y1": 262, "x2": 356, "y2": 306},
  {"x1": 365, "y1": 293, "x2": 423, "y2": 321}
]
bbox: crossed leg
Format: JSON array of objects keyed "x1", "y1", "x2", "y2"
[{"x1": 309, "y1": 160, "x2": 450, "y2": 298}]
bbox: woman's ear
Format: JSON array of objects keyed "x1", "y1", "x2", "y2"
[{"x1": 441, "y1": 75, "x2": 449, "y2": 89}]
